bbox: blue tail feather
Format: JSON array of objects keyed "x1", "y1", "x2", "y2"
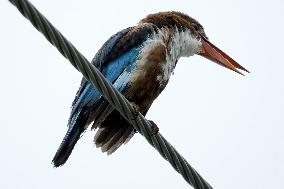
[{"x1": 52, "y1": 108, "x2": 88, "y2": 167}]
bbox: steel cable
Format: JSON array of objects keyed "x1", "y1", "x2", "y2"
[{"x1": 8, "y1": 0, "x2": 213, "y2": 188}]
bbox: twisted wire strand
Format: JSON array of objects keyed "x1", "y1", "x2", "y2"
[{"x1": 8, "y1": 0, "x2": 213, "y2": 188}]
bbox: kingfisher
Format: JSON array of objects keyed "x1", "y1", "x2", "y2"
[{"x1": 52, "y1": 11, "x2": 249, "y2": 167}]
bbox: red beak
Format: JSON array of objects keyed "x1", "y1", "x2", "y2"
[{"x1": 198, "y1": 35, "x2": 249, "y2": 75}]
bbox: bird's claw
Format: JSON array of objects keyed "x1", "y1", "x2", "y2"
[
  {"x1": 129, "y1": 102, "x2": 159, "y2": 135},
  {"x1": 148, "y1": 120, "x2": 159, "y2": 135},
  {"x1": 130, "y1": 102, "x2": 140, "y2": 118}
]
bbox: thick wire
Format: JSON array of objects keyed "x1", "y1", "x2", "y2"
[{"x1": 8, "y1": 0, "x2": 213, "y2": 188}]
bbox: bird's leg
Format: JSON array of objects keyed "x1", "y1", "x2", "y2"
[
  {"x1": 148, "y1": 120, "x2": 159, "y2": 135},
  {"x1": 129, "y1": 102, "x2": 159, "y2": 135},
  {"x1": 129, "y1": 102, "x2": 140, "y2": 133},
  {"x1": 130, "y1": 102, "x2": 140, "y2": 118}
]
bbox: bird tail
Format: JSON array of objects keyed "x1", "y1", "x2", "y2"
[
  {"x1": 52, "y1": 108, "x2": 89, "y2": 167},
  {"x1": 93, "y1": 110, "x2": 135, "y2": 155}
]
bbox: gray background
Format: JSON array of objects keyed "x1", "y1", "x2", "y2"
[{"x1": 1, "y1": 0, "x2": 283, "y2": 188}]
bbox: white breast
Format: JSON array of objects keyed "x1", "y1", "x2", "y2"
[
  {"x1": 158, "y1": 28, "x2": 202, "y2": 82},
  {"x1": 129, "y1": 27, "x2": 202, "y2": 87}
]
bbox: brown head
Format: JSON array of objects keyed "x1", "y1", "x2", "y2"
[{"x1": 140, "y1": 11, "x2": 249, "y2": 75}]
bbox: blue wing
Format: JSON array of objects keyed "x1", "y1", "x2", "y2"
[
  {"x1": 71, "y1": 46, "x2": 139, "y2": 118},
  {"x1": 52, "y1": 24, "x2": 156, "y2": 167}
]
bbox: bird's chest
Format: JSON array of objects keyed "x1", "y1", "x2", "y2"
[{"x1": 124, "y1": 42, "x2": 174, "y2": 112}]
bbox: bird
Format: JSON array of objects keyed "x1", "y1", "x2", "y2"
[{"x1": 52, "y1": 11, "x2": 249, "y2": 167}]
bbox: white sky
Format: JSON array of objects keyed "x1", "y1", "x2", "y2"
[{"x1": 1, "y1": 0, "x2": 284, "y2": 188}]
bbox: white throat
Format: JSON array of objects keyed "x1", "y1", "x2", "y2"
[
  {"x1": 159, "y1": 28, "x2": 202, "y2": 81},
  {"x1": 131, "y1": 27, "x2": 202, "y2": 86},
  {"x1": 168, "y1": 27, "x2": 202, "y2": 61}
]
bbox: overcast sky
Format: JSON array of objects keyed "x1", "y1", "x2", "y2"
[{"x1": 1, "y1": 0, "x2": 284, "y2": 188}]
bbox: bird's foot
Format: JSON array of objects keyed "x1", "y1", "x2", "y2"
[
  {"x1": 148, "y1": 120, "x2": 159, "y2": 135},
  {"x1": 130, "y1": 102, "x2": 140, "y2": 118}
]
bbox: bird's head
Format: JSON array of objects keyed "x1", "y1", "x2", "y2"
[{"x1": 140, "y1": 11, "x2": 249, "y2": 75}]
